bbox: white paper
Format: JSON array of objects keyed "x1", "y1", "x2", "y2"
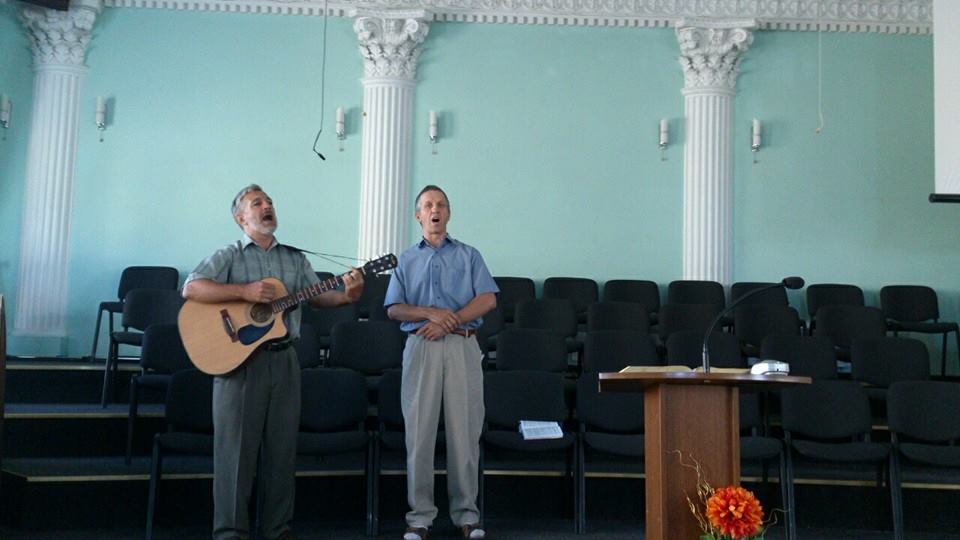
[{"x1": 519, "y1": 420, "x2": 563, "y2": 440}]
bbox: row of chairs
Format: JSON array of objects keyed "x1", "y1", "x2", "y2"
[{"x1": 146, "y1": 366, "x2": 960, "y2": 540}]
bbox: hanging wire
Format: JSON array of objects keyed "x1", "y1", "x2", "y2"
[
  {"x1": 311, "y1": 0, "x2": 330, "y2": 159},
  {"x1": 815, "y1": 1, "x2": 825, "y2": 134}
]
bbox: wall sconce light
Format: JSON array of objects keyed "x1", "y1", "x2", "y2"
[
  {"x1": 658, "y1": 118, "x2": 669, "y2": 161},
  {"x1": 429, "y1": 110, "x2": 438, "y2": 155},
  {"x1": 1, "y1": 94, "x2": 11, "y2": 140},
  {"x1": 95, "y1": 96, "x2": 107, "y2": 142},
  {"x1": 751, "y1": 118, "x2": 761, "y2": 164},
  {"x1": 335, "y1": 107, "x2": 346, "y2": 152}
]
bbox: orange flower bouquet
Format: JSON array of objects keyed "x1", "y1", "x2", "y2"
[{"x1": 677, "y1": 452, "x2": 774, "y2": 540}]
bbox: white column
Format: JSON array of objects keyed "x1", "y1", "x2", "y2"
[
  {"x1": 352, "y1": 10, "x2": 429, "y2": 261},
  {"x1": 676, "y1": 19, "x2": 755, "y2": 285},
  {"x1": 14, "y1": 0, "x2": 101, "y2": 337}
]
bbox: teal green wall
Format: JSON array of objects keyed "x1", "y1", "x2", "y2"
[{"x1": 0, "y1": 8, "x2": 952, "y2": 362}]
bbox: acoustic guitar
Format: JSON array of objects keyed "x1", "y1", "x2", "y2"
[{"x1": 179, "y1": 254, "x2": 397, "y2": 375}]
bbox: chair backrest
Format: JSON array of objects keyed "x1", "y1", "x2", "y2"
[
  {"x1": 360, "y1": 274, "x2": 392, "y2": 321},
  {"x1": 165, "y1": 369, "x2": 214, "y2": 433},
  {"x1": 140, "y1": 323, "x2": 193, "y2": 374},
  {"x1": 576, "y1": 372, "x2": 644, "y2": 433},
  {"x1": 514, "y1": 299, "x2": 578, "y2": 338},
  {"x1": 781, "y1": 380, "x2": 872, "y2": 440},
  {"x1": 602, "y1": 280, "x2": 660, "y2": 314},
  {"x1": 377, "y1": 369, "x2": 404, "y2": 429},
  {"x1": 760, "y1": 334, "x2": 837, "y2": 379},
  {"x1": 814, "y1": 305, "x2": 886, "y2": 348},
  {"x1": 582, "y1": 330, "x2": 660, "y2": 373},
  {"x1": 730, "y1": 282, "x2": 789, "y2": 307},
  {"x1": 328, "y1": 320, "x2": 405, "y2": 374},
  {"x1": 483, "y1": 371, "x2": 568, "y2": 429},
  {"x1": 542, "y1": 277, "x2": 599, "y2": 315},
  {"x1": 495, "y1": 328, "x2": 568, "y2": 372},
  {"x1": 117, "y1": 266, "x2": 179, "y2": 300},
  {"x1": 587, "y1": 301, "x2": 650, "y2": 333},
  {"x1": 477, "y1": 304, "x2": 505, "y2": 340},
  {"x1": 667, "y1": 280, "x2": 725, "y2": 309},
  {"x1": 122, "y1": 289, "x2": 185, "y2": 331},
  {"x1": 880, "y1": 285, "x2": 940, "y2": 322},
  {"x1": 300, "y1": 368, "x2": 368, "y2": 432},
  {"x1": 851, "y1": 337, "x2": 930, "y2": 388},
  {"x1": 739, "y1": 392, "x2": 764, "y2": 433},
  {"x1": 493, "y1": 276, "x2": 536, "y2": 323},
  {"x1": 657, "y1": 303, "x2": 722, "y2": 341},
  {"x1": 666, "y1": 330, "x2": 744, "y2": 369},
  {"x1": 734, "y1": 305, "x2": 801, "y2": 349},
  {"x1": 294, "y1": 323, "x2": 322, "y2": 369},
  {"x1": 806, "y1": 283, "x2": 865, "y2": 318},
  {"x1": 301, "y1": 303, "x2": 358, "y2": 337},
  {"x1": 888, "y1": 381, "x2": 960, "y2": 443}
]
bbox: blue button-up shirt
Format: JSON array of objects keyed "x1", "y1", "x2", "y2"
[
  {"x1": 184, "y1": 233, "x2": 320, "y2": 339},
  {"x1": 384, "y1": 235, "x2": 499, "y2": 333}
]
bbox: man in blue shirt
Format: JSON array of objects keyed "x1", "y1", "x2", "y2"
[{"x1": 384, "y1": 185, "x2": 498, "y2": 540}]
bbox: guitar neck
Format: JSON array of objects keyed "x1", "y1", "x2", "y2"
[{"x1": 269, "y1": 272, "x2": 356, "y2": 313}]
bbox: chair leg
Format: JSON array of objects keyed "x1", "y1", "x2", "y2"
[
  {"x1": 101, "y1": 339, "x2": 117, "y2": 407},
  {"x1": 889, "y1": 452, "x2": 905, "y2": 540},
  {"x1": 941, "y1": 332, "x2": 949, "y2": 377},
  {"x1": 126, "y1": 376, "x2": 140, "y2": 464},
  {"x1": 778, "y1": 449, "x2": 790, "y2": 540},
  {"x1": 146, "y1": 438, "x2": 163, "y2": 540},
  {"x1": 785, "y1": 446, "x2": 797, "y2": 540},
  {"x1": 478, "y1": 444, "x2": 485, "y2": 526},
  {"x1": 365, "y1": 437, "x2": 375, "y2": 537},
  {"x1": 576, "y1": 435, "x2": 585, "y2": 535},
  {"x1": 90, "y1": 307, "x2": 105, "y2": 361}
]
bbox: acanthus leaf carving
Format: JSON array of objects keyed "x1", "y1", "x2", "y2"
[
  {"x1": 19, "y1": 3, "x2": 100, "y2": 67},
  {"x1": 352, "y1": 11, "x2": 430, "y2": 80},
  {"x1": 676, "y1": 20, "x2": 756, "y2": 91}
]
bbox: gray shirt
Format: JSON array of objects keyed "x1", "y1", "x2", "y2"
[{"x1": 184, "y1": 233, "x2": 320, "y2": 339}]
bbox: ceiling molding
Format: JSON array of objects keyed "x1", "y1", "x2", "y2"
[{"x1": 96, "y1": 0, "x2": 932, "y2": 34}]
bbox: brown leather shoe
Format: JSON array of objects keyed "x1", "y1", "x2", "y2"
[
  {"x1": 403, "y1": 526, "x2": 429, "y2": 540},
  {"x1": 462, "y1": 523, "x2": 485, "y2": 539}
]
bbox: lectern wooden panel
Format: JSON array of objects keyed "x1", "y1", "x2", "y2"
[{"x1": 599, "y1": 371, "x2": 810, "y2": 540}]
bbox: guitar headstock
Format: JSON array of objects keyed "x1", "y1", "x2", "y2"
[{"x1": 362, "y1": 254, "x2": 398, "y2": 275}]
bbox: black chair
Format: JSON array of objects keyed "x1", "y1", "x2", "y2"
[
  {"x1": 301, "y1": 302, "x2": 358, "y2": 361},
  {"x1": 126, "y1": 323, "x2": 193, "y2": 464},
  {"x1": 90, "y1": 266, "x2": 179, "y2": 362},
  {"x1": 586, "y1": 302, "x2": 649, "y2": 334},
  {"x1": 481, "y1": 370, "x2": 578, "y2": 530},
  {"x1": 656, "y1": 303, "x2": 722, "y2": 345},
  {"x1": 476, "y1": 304, "x2": 505, "y2": 359},
  {"x1": 781, "y1": 380, "x2": 900, "y2": 539},
  {"x1": 327, "y1": 321, "x2": 405, "y2": 403},
  {"x1": 806, "y1": 283, "x2": 865, "y2": 332},
  {"x1": 888, "y1": 380, "x2": 960, "y2": 540},
  {"x1": 734, "y1": 304, "x2": 801, "y2": 357},
  {"x1": 103, "y1": 289, "x2": 184, "y2": 407},
  {"x1": 543, "y1": 277, "x2": 599, "y2": 325},
  {"x1": 575, "y1": 372, "x2": 645, "y2": 534},
  {"x1": 514, "y1": 299, "x2": 582, "y2": 363},
  {"x1": 760, "y1": 335, "x2": 838, "y2": 379},
  {"x1": 358, "y1": 274, "x2": 392, "y2": 321},
  {"x1": 665, "y1": 330, "x2": 744, "y2": 369},
  {"x1": 582, "y1": 331, "x2": 660, "y2": 373},
  {"x1": 602, "y1": 279, "x2": 661, "y2": 326},
  {"x1": 494, "y1": 328, "x2": 567, "y2": 372},
  {"x1": 666, "y1": 280, "x2": 725, "y2": 309},
  {"x1": 298, "y1": 368, "x2": 374, "y2": 535},
  {"x1": 814, "y1": 305, "x2": 887, "y2": 361},
  {"x1": 294, "y1": 323, "x2": 323, "y2": 369},
  {"x1": 881, "y1": 285, "x2": 960, "y2": 376},
  {"x1": 145, "y1": 368, "x2": 214, "y2": 540},
  {"x1": 493, "y1": 277, "x2": 536, "y2": 324},
  {"x1": 739, "y1": 392, "x2": 792, "y2": 540},
  {"x1": 851, "y1": 337, "x2": 929, "y2": 406},
  {"x1": 731, "y1": 281, "x2": 789, "y2": 307}
]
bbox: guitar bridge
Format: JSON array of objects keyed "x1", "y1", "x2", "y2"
[{"x1": 220, "y1": 309, "x2": 239, "y2": 342}]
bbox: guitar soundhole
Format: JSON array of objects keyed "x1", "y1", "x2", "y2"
[{"x1": 249, "y1": 303, "x2": 273, "y2": 324}]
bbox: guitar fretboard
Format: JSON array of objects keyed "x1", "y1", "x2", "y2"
[{"x1": 265, "y1": 253, "x2": 396, "y2": 314}]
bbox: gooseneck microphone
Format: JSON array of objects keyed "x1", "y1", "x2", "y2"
[{"x1": 701, "y1": 276, "x2": 805, "y2": 373}]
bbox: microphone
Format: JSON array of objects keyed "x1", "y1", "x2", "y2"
[{"x1": 701, "y1": 276, "x2": 804, "y2": 373}]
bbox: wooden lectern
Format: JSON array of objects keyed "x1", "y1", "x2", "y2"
[{"x1": 598, "y1": 371, "x2": 810, "y2": 540}]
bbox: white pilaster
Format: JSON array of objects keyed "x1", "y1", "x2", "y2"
[
  {"x1": 352, "y1": 9, "x2": 429, "y2": 261},
  {"x1": 14, "y1": 0, "x2": 101, "y2": 336},
  {"x1": 676, "y1": 19, "x2": 755, "y2": 285}
]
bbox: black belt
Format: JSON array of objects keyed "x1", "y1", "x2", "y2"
[{"x1": 264, "y1": 340, "x2": 295, "y2": 352}]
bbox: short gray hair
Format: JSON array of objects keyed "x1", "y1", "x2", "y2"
[
  {"x1": 415, "y1": 184, "x2": 450, "y2": 210},
  {"x1": 231, "y1": 184, "x2": 264, "y2": 216}
]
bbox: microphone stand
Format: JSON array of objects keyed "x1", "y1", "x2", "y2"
[{"x1": 701, "y1": 278, "x2": 803, "y2": 373}]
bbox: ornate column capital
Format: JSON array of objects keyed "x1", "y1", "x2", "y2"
[
  {"x1": 675, "y1": 19, "x2": 756, "y2": 93},
  {"x1": 18, "y1": 0, "x2": 102, "y2": 68},
  {"x1": 351, "y1": 8, "x2": 430, "y2": 80}
]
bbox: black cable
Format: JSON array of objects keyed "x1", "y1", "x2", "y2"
[{"x1": 311, "y1": 0, "x2": 329, "y2": 160}]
